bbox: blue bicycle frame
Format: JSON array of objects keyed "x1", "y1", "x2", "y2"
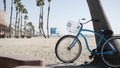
[{"x1": 69, "y1": 27, "x2": 116, "y2": 55}]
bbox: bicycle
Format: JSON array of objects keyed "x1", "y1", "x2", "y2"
[{"x1": 55, "y1": 19, "x2": 120, "y2": 67}]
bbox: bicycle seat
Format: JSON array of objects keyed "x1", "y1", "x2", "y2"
[{"x1": 101, "y1": 30, "x2": 113, "y2": 36}]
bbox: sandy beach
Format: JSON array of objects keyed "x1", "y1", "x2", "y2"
[{"x1": 0, "y1": 36, "x2": 96, "y2": 67}]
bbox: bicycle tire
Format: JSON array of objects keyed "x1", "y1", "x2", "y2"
[
  {"x1": 55, "y1": 35, "x2": 82, "y2": 63},
  {"x1": 101, "y1": 36, "x2": 120, "y2": 67}
]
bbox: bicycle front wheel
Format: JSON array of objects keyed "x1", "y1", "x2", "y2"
[
  {"x1": 101, "y1": 36, "x2": 120, "y2": 67},
  {"x1": 55, "y1": 35, "x2": 82, "y2": 63}
]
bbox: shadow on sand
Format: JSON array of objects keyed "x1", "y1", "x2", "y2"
[
  {"x1": 46, "y1": 62, "x2": 109, "y2": 68},
  {"x1": 46, "y1": 57, "x2": 110, "y2": 68}
]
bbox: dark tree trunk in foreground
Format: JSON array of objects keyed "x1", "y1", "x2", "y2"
[
  {"x1": 87, "y1": 0, "x2": 112, "y2": 48},
  {"x1": 86, "y1": 0, "x2": 120, "y2": 67}
]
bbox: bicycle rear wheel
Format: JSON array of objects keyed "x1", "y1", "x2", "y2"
[
  {"x1": 55, "y1": 35, "x2": 82, "y2": 63},
  {"x1": 101, "y1": 36, "x2": 120, "y2": 67}
]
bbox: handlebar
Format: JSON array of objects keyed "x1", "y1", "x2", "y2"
[
  {"x1": 78, "y1": 19, "x2": 100, "y2": 28},
  {"x1": 79, "y1": 19, "x2": 100, "y2": 25}
]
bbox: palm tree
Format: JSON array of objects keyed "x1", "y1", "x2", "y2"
[
  {"x1": 9, "y1": 0, "x2": 14, "y2": 37},
  {"x1": 16, "y1": 2, "x2": 24, "y2": 37},
  {"x1": 19, "y1": 3, "x2": 24, "y2": 37},
  {"x1": 3, "y1": 0, "x2": 6, "y2": 11},
  {"x1": 14, "y1": 0, "x2": 21, "y2": 37},
  {"x1": 36, "y1": 0, "x2": 46, "y2": 38},
  {"x1": 47, "y1": 0, "x2": 51, "y2": 38}
]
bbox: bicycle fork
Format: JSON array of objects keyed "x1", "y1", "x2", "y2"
[{"x1": 67, "y1": 38, "x2": 78, "y2": 50}]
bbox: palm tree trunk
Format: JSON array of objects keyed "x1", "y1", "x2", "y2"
[
  {"x1": 41, "y1": 6, "x2": 46, "y2": 38},
  {"x1": 20, "y1": 12, "x2": 22, "y2": 37},
  {"x1": 41, "y1": 28, "x2": 46, "y2": 38},
  {"x1": 3, "y1": 0, "x2": 6, "y2": 11},
  {"x1": 9, "y1": 0, "x2": 13, "y2": 38},
  {"x1": 47, "y1": 4, "x2": 50, "y2": 38},
  {"x1": 15, "y1": 11, "x2": 18, "y2": 37},
  {"x1": 86, "y1": 0, "x2": 120, "y2": 66},
  {"x1": 17, "y1": 11, "x2": 21, "y2": 37},
  {"x1": 39, "y1": 7, "x2": 42, "y2": 36},
  {"x1": 38, "y1": 6, "x2": 46, "y2": 38}
]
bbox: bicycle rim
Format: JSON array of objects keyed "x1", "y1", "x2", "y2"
[
  {"x1": 55, "y1": 35, "x2": 82, "y2": 63},
  {"x1": 101, "y1": 36, "x2": 120, "y2": 67}
]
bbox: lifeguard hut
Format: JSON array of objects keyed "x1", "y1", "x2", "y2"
[{"x1": 50, "y1": 27, "x2": 59, "y2": 36}]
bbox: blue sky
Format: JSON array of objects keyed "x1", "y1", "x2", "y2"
[{"x1": 0, "y1": 0, "x2": 120, "y2": 35}]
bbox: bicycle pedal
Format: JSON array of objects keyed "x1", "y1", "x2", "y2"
[
  {"x1": 89, "y1": 54, "x2": 95, "y2": 59},
  {"x1": 89, "y1": 49, "x2": 97, "y2": 59}
]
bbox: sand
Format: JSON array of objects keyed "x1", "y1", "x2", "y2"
[{"x1": 0, "y1": 36, "x2": 96, "y2": 67}]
